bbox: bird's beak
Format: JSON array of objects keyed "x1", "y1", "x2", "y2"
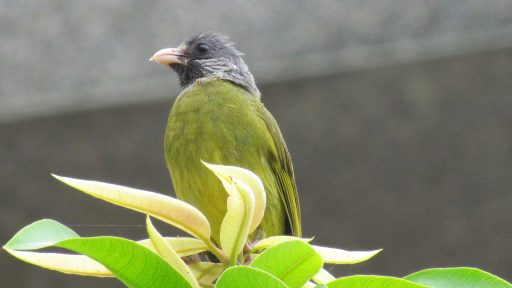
[{"x1": 149, "y1": 46, "x2": 186, "y2": 65}]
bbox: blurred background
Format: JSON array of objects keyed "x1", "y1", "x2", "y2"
[{"x1": 2, "y1": 0, "x2": 512, "y2": 286}]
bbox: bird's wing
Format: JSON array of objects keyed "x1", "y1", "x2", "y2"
[{"x1": 257, "y1": 104, "x2": 302, "y2": 237}]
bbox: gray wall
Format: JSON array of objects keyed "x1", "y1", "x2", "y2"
[
  {"x1": 2, "y1": 1, "x2": 512, "y2": 287},
  {"x1": 2, "y1": 0, "x2": 512, "y2": 122}
]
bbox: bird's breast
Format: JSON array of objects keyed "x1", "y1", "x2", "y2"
[{"x1": 164, "y1": 80, "x2": 272, "y2": 239}]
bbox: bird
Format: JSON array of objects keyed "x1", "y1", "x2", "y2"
[{"x1": 150, "y1": 32, "x2": 301, "y2": 245}]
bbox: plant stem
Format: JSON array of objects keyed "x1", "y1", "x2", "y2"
[{"x1": 203, "y1": 238, "x2": 228, "y2": 267}]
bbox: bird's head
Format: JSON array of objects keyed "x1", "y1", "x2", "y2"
[{"x1": 150, "y1": 32, "x2": 259, "y2": 96}]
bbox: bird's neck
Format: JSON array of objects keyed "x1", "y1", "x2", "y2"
[
  {"x1": 217, "y1": 70, "x2": 260, "y2": 97},
  {"x1": 172, "y1": 61, "x2": 260, "y2": 97}
]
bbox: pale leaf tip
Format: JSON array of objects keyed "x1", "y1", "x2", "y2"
[
  {"x1": 200, "y1": 160, "x2": 215, "y2": 170},
  {"x1": 357, "y1": 248, "x2": 383, "y2": 262},
  {"x1": 51, "y1": 174, "x2": 71, "y2": 184},
  {"x1": 145, "y1": 214, "x2": 154, "y2": 227}
]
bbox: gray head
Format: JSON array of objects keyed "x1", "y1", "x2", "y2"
[{"x1": 150, "y1": 32, "x2": 259, "y2": 96}]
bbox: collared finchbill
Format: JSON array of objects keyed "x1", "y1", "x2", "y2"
[{"x1": 149, "y1": 46, "x2": 186, "y2": 65}]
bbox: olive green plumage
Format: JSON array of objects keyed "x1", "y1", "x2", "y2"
[
  {"x1": 150, "y1": 32, "x2": 302, "y2": 245},
  {"x1": 165, "y1": 79, "x2": 301, "y2": 243}
]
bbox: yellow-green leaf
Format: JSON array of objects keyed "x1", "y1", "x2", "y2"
[
  {"x1": 203, "y1": 162, "x2": 256, "y2": 266},
  {"x1": 201, "y1": 162, "x2": 265, "y2": 233},
  {"x1": 312, "y1": 268, "x2": 335, "y2": 284},
  {"x1": 221, "y1": 180, "x2": 254, "y2": 266},
  {"x1": 312, "y1": 245, "x2": 382, "y2": 264},
  {"x1": 52, "y1": 175, "x2": 211, "y2": 243},
  {"x1": 138, "y1": 237, "x2": 208, "y2": 257},
  {"x1": 188, "y1": 262, "x2": 223, "y2": 286},
  {"x1": 146, "y1": 216, "x2": 199, "y2": 288},
  {"x1": 4, "y1": 249, "x2": 112, "y2": 277}
]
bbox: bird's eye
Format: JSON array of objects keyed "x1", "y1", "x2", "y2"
[{"x1": 197, "y1": 43, "x2": 209, "y2": 53}]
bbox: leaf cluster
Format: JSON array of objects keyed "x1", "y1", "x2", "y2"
[{"x1": 4, "y1": 162, "x2": 510, "y2": 287}]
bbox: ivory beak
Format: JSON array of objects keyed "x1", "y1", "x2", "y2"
[{"x1": 149, "y1": 47, "x2": 186, "y2": 65}]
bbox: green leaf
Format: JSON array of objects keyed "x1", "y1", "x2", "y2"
[
  {"x1": 4, "y1": 219, "x2": 79, "y2": 250},
  {"x1": 4, "y1": 219, "x2": 110, "y2": 277},
  {"x1": 215, "y1": 266, "x2": 289, "y2": 288},
  {"x1": 204, "y1": 162, "x2": 255, "y2": 266},
  {"x1": 251, "y1": 240, "x2": 322, "y2": 288},
  {"x1": 326, "y1": 275, "x2": 428, "y2": 288},
  {"x1": 404, "y1": 267, "x2": 512, "y2": 288},
  {"x1": 251, "y1": 236, "x2": 313, "y2": 253},
  {"x1": 146, "y1": 216, "x2": 199, "y2": 287},
  {"x1": 4, "y1": 219, "x2": 192, "y2": 288},
  {"x1": 57, "y1": 237, "x2": 192, "y2": 288}
]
